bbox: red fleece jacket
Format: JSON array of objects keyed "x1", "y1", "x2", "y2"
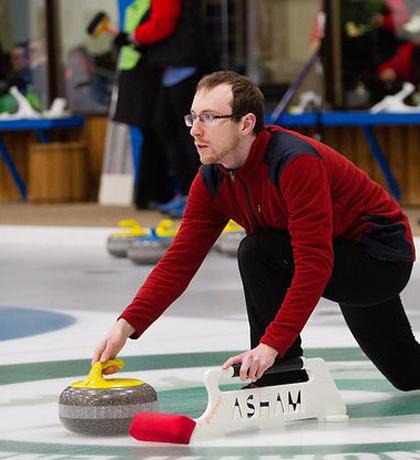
[{"x1": 120, "y1": 126, "x2": 414, "y2": 356}]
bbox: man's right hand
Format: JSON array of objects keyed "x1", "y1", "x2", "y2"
[{"x1": 92, "y1": 318, "x2": 136, "y2": 374}]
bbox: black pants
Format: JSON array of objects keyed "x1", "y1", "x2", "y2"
[
  {"x1": 153, "y1": 74, "x2": 201, "y2": 196},
  {"x1": 238, "y1": 229, "x2": 420, "y2": 391},
  {"x1": 134, "y1": 128, "x2": 173, "y2": 209},
  {"x1": 113, "y1": 61, "x2": 173, "y2": 209}
]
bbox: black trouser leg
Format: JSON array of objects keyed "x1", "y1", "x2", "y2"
[
  {"x1": 238, "y1": 230, "x2": 307, "y2": 385},
  {"x1": 153, "y1": 85, "x2": 178, "y2": 179},
  {"x1": 339, "y1": 299, "x2": 420, "y2": 391},
  {"x1": 323, "y1": 238, "x2": 419, "y2": 391},
  {"x1": 135, "y1": 129, "x2": 172, "y2": 209},
  {"x1": 238, "y1": 230, "x2": 300, "y2": 354},
  {"x1": 237, "y1": 229, "x2": 419, "y2": 390}
]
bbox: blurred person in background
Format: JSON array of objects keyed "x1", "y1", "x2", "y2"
[
  {"x1": 29, "y1": 38, "x2": 48, "y2": 110},
  {"x1": 7, "y1": 41, "x2": 42, "y2": 111},
  {"x1": 8, "y1": 42, "x2": 31, "y2": 93},
  {"x1": 378, "y1": 9, "x2": 420, "y2": 88},
  {"x1": 112, "y1": 0, "x2": 173, "y2": 210},
  {"x1": 115, "y1": 0, "x2": 213, "y2": 217},
  {"x1": 340, "y1": 0, "x2": 409, "y2": 105},
  {"x1": 149, "y1": 0, "x2": 211, "y2": 218}
]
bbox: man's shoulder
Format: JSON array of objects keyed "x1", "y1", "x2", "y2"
[{"x1": 264, "y1": 127, "x2": 321, "y2": 184}]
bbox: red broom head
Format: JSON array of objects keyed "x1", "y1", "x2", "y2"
[{"x1": 129, "y1": 412, "x2": 196, "y2": 445}]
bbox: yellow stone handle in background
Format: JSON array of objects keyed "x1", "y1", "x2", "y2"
[
  {"x1": 155, "y1": 219, "x2": 179, "y2": 238},
  {"x1": 112, "y1": 219, "x2": 150, "y2": 237}
]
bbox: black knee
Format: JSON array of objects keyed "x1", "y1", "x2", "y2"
[
  {"x1": 238, "y1": 230, "x2": 292, "y2": 268},
  {"x1": 237, "y1": 234, "x2": 259, "y2": 269}
]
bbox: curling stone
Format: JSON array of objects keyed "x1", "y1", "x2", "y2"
[
  {"x1": 127, "y1": 220, "x2": 179, "y2": 265},
  {"x1": 106, "y1": 220, "x2": 151, "y2": 258},
  {"x1": 127, "y1": 230, "x2": 166, "y2": 265},
  {"x1": 59, "y1": 359, "x2": 157, "y2": 436},
  {"x1": 155, "y1": 219, "x2": 179, "y2": 248},
  {"x1": 214, "y1": 220, "x2": 246, "y2": 257}
]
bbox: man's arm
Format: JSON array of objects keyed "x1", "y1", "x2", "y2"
[
  {"x1": 261, "y1": 154, "x2": 334, "y2": 354},
  {"x1": 92, "y1": 174, "x2": 228, "y2": 368}
]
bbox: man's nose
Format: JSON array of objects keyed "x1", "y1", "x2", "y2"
[{"x1": 190, "y1": 118, "x2": 202, "y2": 137}]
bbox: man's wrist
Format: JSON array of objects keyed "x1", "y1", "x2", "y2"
[{"x1": 117, "y1": 318, "x2": 136, "y2": 337}]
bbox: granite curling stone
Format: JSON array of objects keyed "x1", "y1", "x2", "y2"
[
  {"x1": 127, "y1": 227, "x2": 168, "y2": 265},
  {"x1": 127, "y1": 219, "x2": 179, "y2": 264},
  {"x1": 106, "y1": 220, "x2": 151, "y2": 258},
  {"x1": 214, "y1": 220, "x2": 246, "y2": 257},
  {"x1": 127, "y1": 237, "x2": 166, "y2": 265},
  {"x1": 59, "y1": 359, "x2": 158, "y2": 436}
]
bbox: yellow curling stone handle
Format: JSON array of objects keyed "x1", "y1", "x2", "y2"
[
  {"x1": 223, "y1": 220, "x2": 244, "y2": 233},
  {"x1": 155, "y1": 219, "x2": 179, "y2": 238},
  {"x1": 112, "y1": 219, "x2": 150, "y2": 237},
  {"x1": 71, "y1": 358, "x2": 144, "y2": 389}
]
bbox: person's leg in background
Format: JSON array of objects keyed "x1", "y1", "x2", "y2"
[
  {"x1": 152, "y1": 83, "x2": 183, "y2": 211},
  {"x1": 113, "y1": 60, "x2": 173, "y2": 210},
  {"x1": 134, "y1": 126, "x2": 172, "y2": 209},
  {"x1": 163, "y1": 72, "x2": 201, "y2": 217}
]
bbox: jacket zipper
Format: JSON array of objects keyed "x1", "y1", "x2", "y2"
[
  {"x1": 230, "y1": 171, "x2": 266, "y2": 227},
  {"x1": 257, "y1": 203, "x2": 270, "y2": 227},
  {"x1": 228, "y1": 170, "x2": 249, "y2": 227}
]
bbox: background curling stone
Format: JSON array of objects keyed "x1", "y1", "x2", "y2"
[
  {"x1": 59, "y1": 359, "x2": 158, "y2": 436},
  {"x1": 155, "y1": 218, "x2": 179, "y2": 248},
  {"x1": 106, "y1": 220, "x2": 151, "y2": 258},
  {"x1": 214, "y1": 220, "x2": 245, "y2": 257},
  {"x1": 127, "y1": 230, "x2": 167, "y2": 265}
]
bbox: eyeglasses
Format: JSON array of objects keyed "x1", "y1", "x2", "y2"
[{"x1": 184, "y1": 113, "x2": 241, "y2": 127}]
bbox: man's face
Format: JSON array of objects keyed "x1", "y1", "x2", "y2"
[{"x1": 189, "y1": 84, "x2": 242, "y2": 166}]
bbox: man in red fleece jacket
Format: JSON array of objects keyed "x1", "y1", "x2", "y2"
[{"x1": 93, "y1": 71, "x2": 420, "y2": 390}]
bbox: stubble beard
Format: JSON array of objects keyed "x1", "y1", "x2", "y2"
[{"x1": 198, "y1": 132, "x2": 242, "y2": 166}]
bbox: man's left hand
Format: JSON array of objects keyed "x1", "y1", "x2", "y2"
[{"x1": 222, "y1": 343, "x2": 278, "y2": 382}]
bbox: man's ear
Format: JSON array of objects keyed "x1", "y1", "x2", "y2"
[{"x1": 241, "y1": 113, "x2": 256, "y2": 135}]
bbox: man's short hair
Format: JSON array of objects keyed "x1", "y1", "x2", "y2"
[{"x1": 196, "y1": 70, "x2": 265, "y2": 133}]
